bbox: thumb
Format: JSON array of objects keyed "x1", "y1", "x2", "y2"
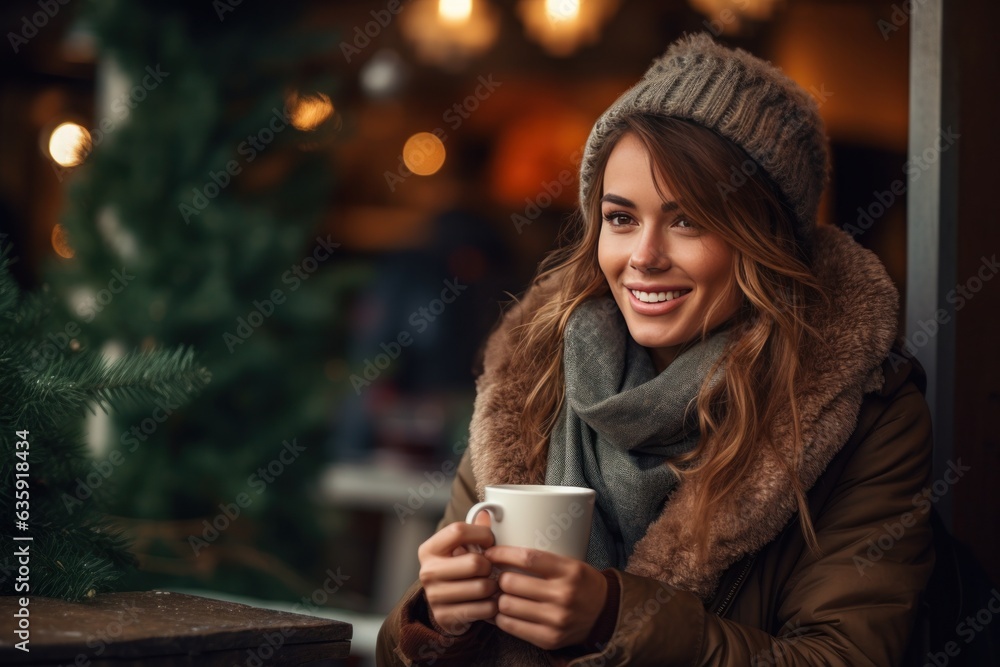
[{"x1": 473, "y1": 510, "x2": 492, "y2": 528}]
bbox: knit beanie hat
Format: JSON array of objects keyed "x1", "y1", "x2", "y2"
[{"x1": 578, "y1": 32, "x2": 830, "y2": 243}]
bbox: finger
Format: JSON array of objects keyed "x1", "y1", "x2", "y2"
[
  {"x1": 420, "y1": 522, "x2": 495, "y2": 559},
  {"x1": 421, "y1": 552, "x2": 493, "y2": 583},
  {"x1": 424, "y1": 578, "x2": 498, "y2": 605},
  {"x1": 434, "y1": 599, "x2": 498, "y2": 628},
  {"x1": 496, "y1": 593, "x2": 561, "y2": 626},
  {"x1": 484, "y1": 546, "x2": 565, "y2": 578},
  {"x1": 464, "y1": 511, "x2": 494, "y2": 555},
  {"x1": 496, "y1": 570, "x2": 563, "y2": 603},
  {"x1": 494, "y1": 612, "x2": 562, "y2": 651}
]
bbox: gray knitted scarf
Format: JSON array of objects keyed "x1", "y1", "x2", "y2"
[
  {"x1": 545, "y1": 295, "x2": 731, "y2": 571},
  {"x1": 483, "y1": 296, "x2": 732, "y2": 666}
]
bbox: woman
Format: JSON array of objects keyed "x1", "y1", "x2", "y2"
[{"x1": 377, "y1": 33, "x2": 934, "y2": 666}]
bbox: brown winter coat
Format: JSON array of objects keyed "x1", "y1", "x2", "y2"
[{"x1": 376, "y1": 224, "x2": 935, "y2": 665}]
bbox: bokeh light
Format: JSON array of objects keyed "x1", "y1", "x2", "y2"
[
  {"x1": 517, "y1": 0, "x2": 618, "y2": 56},
  {"x1": 402, "y1": 0, "x2": 500, "y2": 70},
  {"x1": 51, "y1": 224, "x2": 74, "y2": 259},
  {"x1": 360, "y1": 50, "x2": 407, "y2": 99},
  {"x1": 289, "y1": 92, "x2": 334, "y2": 131},
  {"x1": 547, "y1": 0, "x2": 580, "y2": 21},
  {"x1": 47, "y1": 122, "x2": 92, "y2": 167},
  {"x1": 402, "y1": 132, "x2": 446, "y2": 176},
  {"x1": 440, "y1": 0, "x2": 473, "y2": 22}
]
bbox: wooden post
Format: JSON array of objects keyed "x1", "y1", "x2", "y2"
[{"x1": 907, "y1": 0, "x2": 958, "y2": 529}]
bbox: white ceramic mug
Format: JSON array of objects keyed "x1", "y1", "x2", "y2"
[{"x1": 465, "y1": 484, "x2": 596, "y2": 559}]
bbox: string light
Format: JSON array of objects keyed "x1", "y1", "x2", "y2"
[
  {"x1": 47, "y1": 122, "x2": 91, "y2": 167},
  {"x1": 546, "y1": 0, "x2": 580, "y2": 22},
  {"x1": 688, "y1": 0, "x2": 784, "y2": 34},
  {"x1": 517, "y1": 0, "x2": 619, "y2": 57},
  {"x1": 439, "y1": 0, "x2": 472, "y2": 22},
  {"x1": 51, "y1": 224, "x2": 74, "y2": 259},
  {"x1": 288, "y1": 92, "x2": 335, "y2": 131},
  {"x1": 401, "y1": 0, "x2": 500, "y2": 70},
  {"x1": 402, "y1": 132, "x2": 446, "y2": 176}
]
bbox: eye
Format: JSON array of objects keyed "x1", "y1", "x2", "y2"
[
  {"x1": 672, "y1": 217, "x2": 697, "y2": 230},
  {"x1": 602, "y1": 211, "x2": 633, "y2": 227}
]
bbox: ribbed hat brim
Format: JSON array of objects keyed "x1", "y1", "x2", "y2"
[{"x1": 579, "y1": 32, "x2": 830, "y2": 241}]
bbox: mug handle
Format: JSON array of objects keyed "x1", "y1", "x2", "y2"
[{"x1": 464, "y1": 501, "x2": 503, "y2": 555}]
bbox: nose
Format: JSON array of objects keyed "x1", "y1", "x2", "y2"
[{"x1": 629, "y1": 224, "x2": 670, "y2": 273}]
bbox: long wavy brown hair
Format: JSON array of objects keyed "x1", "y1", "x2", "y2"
[{"x1": 506, "y1": 113, "x2": 832, "y2": 558}]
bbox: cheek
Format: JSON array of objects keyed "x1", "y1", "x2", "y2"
[
  {"x1": 695, "y1": 249, "x2": 738, "y2": 304},
  {"x1": 710, "y1": 253, "x2": 742, "y2": 314},
  {"x1": 597, "y1": 233, "x2": 616, "y2": 279},
  {"x1": 701, "y1": 259, "x2": 730, "y2": 289}
]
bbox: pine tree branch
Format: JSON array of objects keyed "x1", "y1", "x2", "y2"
[{"x1": 0, "y1": 244, "x2": 212, "y2": 601}]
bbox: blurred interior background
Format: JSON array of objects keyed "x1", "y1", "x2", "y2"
[{"x1": 1, "y1": 0, "x2": 996, "y2": 664}]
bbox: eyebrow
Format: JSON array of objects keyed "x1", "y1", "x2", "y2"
[{"x1": 600, "y1": 194, "x2": 680, "y2": 213}]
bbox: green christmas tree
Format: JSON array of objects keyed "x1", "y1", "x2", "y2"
[
  {"x1": 43, "y1": 0, "x2": 366, "y2": 599},
  {"x1": 0, "y1": 244, "x2": 211, "y2": 601}
]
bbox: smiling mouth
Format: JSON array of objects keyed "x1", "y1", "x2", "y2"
[{"x1": 629, "y1": 288, "x2": 692, "y2": 303}]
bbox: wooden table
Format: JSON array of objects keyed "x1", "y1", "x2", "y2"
[{"x1": 0, "y1": 590, "x2": 351, "y2": 666}]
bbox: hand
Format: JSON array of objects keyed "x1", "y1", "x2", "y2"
[
  {"x1": 417, "y1": 512, "x2": 498, "y2": 636},
  {"x1": 484, "y1": 546, "x2": 608, "y2": 651}
]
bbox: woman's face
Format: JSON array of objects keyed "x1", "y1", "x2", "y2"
[{"x1": 597, "y1": 132, "x2": 742, "y2": 372}]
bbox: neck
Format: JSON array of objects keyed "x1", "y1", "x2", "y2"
[{"x1": 649, "y1": 346, "x2": 680, "y2": 374}]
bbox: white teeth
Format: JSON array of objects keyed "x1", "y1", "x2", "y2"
[{"x1": 630, "y1": 289, "x2": 689, "y2": 303}]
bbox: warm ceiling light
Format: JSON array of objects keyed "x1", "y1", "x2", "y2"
[
  {"x1": 517, "y1": 0, "x2": 619, "y2": 57},
  {"x1": 439, "y1": 0, "x2": 472, "y2": 22},
  {"x1": 401, "y1": 0, "x2": 500, "y2": 70},
  {"x1": 48, "y1": 122, "x2": 92, "y2": 167},
  {"x1": 546, "y1": 0, "x2": 580, "y2": 22},
  {"x1": 402, "y1": 132, "x2": 446, "y2": 176},
  {"x1": 688, "y1": 0, "x2": 784, "y2": 35}
]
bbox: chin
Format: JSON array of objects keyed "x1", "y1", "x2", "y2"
[{"x1": 628, "y1": 328, "x2": 685, "y2": 349}]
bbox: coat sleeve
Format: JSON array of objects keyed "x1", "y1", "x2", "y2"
[
  {"x1": 434, "y1": 445, "x2": 481, "y2": 530},
  {"x1": 566, "y1": 381, "x2": 936, "y2": 667},
  {"x1": 376, "y1": 447, "x2": 486, "y2": 667}
]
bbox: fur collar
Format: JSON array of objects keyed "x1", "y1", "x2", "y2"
[{"x1": 467, "y1": 224, "x2": 900, "y2": 601}]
